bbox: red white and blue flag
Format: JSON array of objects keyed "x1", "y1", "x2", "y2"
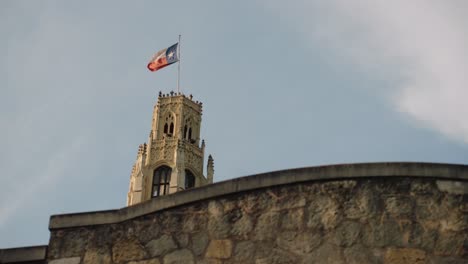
[{"x1": 147, "y1": 43, "x2": 179, "y2": 72}]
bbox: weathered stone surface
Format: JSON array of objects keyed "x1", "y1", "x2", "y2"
[
  {"x1": 208, "y1": 201, "x2": 223, "y2": 217},
  {"x1": 83, "y1": 250, "x2": 111, "y2": 264},
  {"x1": 46, "y1": 174, "x2": 467, "y2": 263},
  {"x1": 207, "y1": 215, "x2": 231, "y2": 239},
  {"x1": 436, "y1": 180, "x2": 468, "y2": 195},
  {"x1": 112, "y1": 238, "x2": 147, "y2": 263},
  {"x1": 434, "y1": 232, "x2": 465, "y2": 256},
  {"x1": 133, "y1": 218, "x2": 160, "y2": 243},
  {"x1": 410, "y1": 181, "x2": 436, "y2": 195},
  {"x1": 307, "y1": 195, "x2": 341, "y2": 230},
  {"x1": 362, "y1": 217, "x2": 409, "y2": 247},
  {"x1": 280, "y1": 208, "x2": 304, "y2": 230},
  {"x1": 343, "y1": 245, "x2": 378, "y2": 264},
  {"x1": 385, "y1": 196, "x2": 413, "y2": 218},
  {"x1": 183, "y1": 213, "x2": 207, "y2": 233},
  {"x1": 409, "y1": 224, "x2": 438, "y2": 251},
  {"x1": 48, "y1": 257, "x2": 81, "y2": 264},
  {"x1": 440, "y1": 210, "x2": 467, "y2": 232},
  {"x1": 231, "y1": 214, "x2": 253, "y2": 239},
  {"x1": 49, "y1": 228, "x2": 89, "y2": 259},
  {"x1": 145, "y1": 234, "x2": 177, "y2": 257},
  {"x1": 205, "y1": 239, "x2": 233, "y2": 259},
  {"x1": 191, "y1": 231, "x2": 209, "y2": 256},
  {"x1": 128, "y1": 259, "x2": 160, "y2": 264},
  {"x1": 428, "y1": 256, "x2": 468, "y2": 264},
  {"x1": 276, "y1": 231, "x2": 321, "y2": 255},
  {"x1": 332, "y1": 221, "x2": 361, "y2": 247},
  {"x1": 302, "y1": 243, "x2": 345, "y2": 264},
  {"x1": 414, "y1": 195, "x2": 446, "y2": 220},
  {"x1": 176, "y1": 233, "x2": 189, "y2": 247},
  {"x1": 255, "y1": 247, "x2": 298, "y2": 264},
  {"x1": 344, "y1": 187, "x2": 379, "y2": 220},
  {"x1": 254, "y1": 211, "x2": 280, "y2": 240},
  {"x1": 384, "y1": 248, "x2": 426, "y2": 264},
  {"x1": 232, "y1": 241, "x2": 255, "y2": 262},
  {"x1": 163, "y1": 249, "x2": 194, "y2": 264}
]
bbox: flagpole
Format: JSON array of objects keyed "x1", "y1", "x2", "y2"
[{"x1": 177, "y1": 34, "x2": 181, "y2": 93}]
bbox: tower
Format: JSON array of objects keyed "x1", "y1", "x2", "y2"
[{"x1": 127, "y1": 91, "x2": 214, "y2": 206}]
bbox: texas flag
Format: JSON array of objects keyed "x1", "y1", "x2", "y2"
[{"x1": 147, "y1": 43, "x2": 179, "y2": 72}]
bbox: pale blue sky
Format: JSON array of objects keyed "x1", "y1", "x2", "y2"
[{"x1": 2, "y1": 0, "x2": 468, "y2": 248}]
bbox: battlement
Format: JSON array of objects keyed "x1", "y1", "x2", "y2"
[{"x1": 157, "y1": 91, "x2": 203, "y2": 113}]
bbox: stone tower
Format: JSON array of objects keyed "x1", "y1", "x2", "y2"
[{"x1": 127, "y1": 91, "x2": 214, "y2": 206}]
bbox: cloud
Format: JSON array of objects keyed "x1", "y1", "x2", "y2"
[{"x1": 260, "y1": 0, "x2": 468, "y2": 144}]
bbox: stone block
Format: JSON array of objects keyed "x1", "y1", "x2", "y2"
[
  {"x1": 302, "y1": 243, "x2": 345, "y2": 264},
  {"x1": 436, "y1": 180, "x2": 468, "y2": 195},
  {"x1": 48, "y1": 257, "x2": 81, "y2": 264},
  {"x1": 191, "y1": 231, "x2": 209, "y2": 256},
  {"x1": 112, "y1": 238, "x2": 147, "y2": 263},
  {"x1": 276, "y1": 231, "x2": 321, "y2": 255},
  {"x1": 163, "y1": 249, "x2": 194, "y2": 264},
  {"x1": 145, "y1": 234, "x2": 177, "y2": 257},
  {"x1": 385, "y1": 196, "x2": 413, "y2": 218},
  {"x1": 332, "y1": 221, "x2": 361, "y2": 247},
  {"x1": 128, "y1": 259, "x2": 161, "y2": 264},
  {"x1": 83, "y1": 250, "x2": 111, "y2": 264},
  {"x1": 254, "y1": 211, "x2": 280, "y2": 240},
  {"x1": 232, "y1": 241, "x2": 255, "y2": 262},
  {"x1": 343, "y1": 245, "x2": 378, "y2": 264},
  {"x1": 205, "y1": 239, "x2": 233, "y2": 259},
  {"x1": 384, "y1": 248, "x2": 426, "y2": 264},
  {"x1": 307, "y1": 195, "x2": 341, "y2": 230},
  {"x1": 231, "y1": 214, "x2": 253, "y2": 239},
  {"x1": 280, "y1": 208, "x2": 304, "y2": 230}
]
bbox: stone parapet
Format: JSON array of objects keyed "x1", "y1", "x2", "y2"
[
  {"x1": 46, "y1": 162, "x2": 468, "y2": 263},
  {"x1": 0, "y1": 245, "x2": 47, "y2": 263},
  {"x1": 50, "y1": 162, "x2": 468, "y2": 230}
]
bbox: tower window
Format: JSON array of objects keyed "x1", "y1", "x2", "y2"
[
  {"x1": 185, "y1": 170, "x2": 195, "y2": 189},
  {"x1": 152, "y1": 166, "x2": 172, "y2": 197},
  {"x1": 164, "y1": 123, "x2": 168, "y2": 134},
  {"x1": 184, "y1": 125, "x2": 188, "y2": 139},
  {"x1": 170, "y1": 122, "x2": 174, "y2": 134},
  {"x1": 188, "y1": 128, "x2": 192, "y2": 140}
]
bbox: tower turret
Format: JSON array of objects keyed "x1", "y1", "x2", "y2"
[{"x1": 127, "y1": 92, "x2": 214, "y2": 206}]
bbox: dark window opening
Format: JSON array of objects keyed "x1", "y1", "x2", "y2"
[
  {"x1": 188, "y1": 128, "x2": 192, "y2": 140},
  {"x1": 164, "y1": 123, "x2": 168, "y2": 134},
  {"x1": 184, "y1": 125, "x2": 188, "y2": 139},
  {"x1": 185, "y1": 170, "x2": 195, "y2": 189},
  {"x1": 152, "y1": 166, "x2": 172, "y2": 197},
  {"x1": 170, "y1": 122, "x2": 174, "y2": 134}
]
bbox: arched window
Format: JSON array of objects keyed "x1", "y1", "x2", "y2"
[
  {"x1": 164, "y1": 123, "x2": 168, "y2": 134},
  {"x1": 184, "y1": 125, "x2": 188, "y2": 139},
  {"x1": 169, "y1": 122, "x2": 174, "y2": 134},
  {"x1": 152, "y1": 166, "x2": 172, "y2": 197},
  {"x1": 188, "y1": 128, "x2": 192, "y2": 140},
  {"x1": 185, "y1": 170, "x2": 195, "y2": 189}
]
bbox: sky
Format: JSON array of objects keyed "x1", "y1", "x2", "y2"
[{"x1": 1, "y1": 0, "x2": 468, "y2": 248}]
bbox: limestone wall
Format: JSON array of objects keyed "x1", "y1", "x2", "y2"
[{"x1": 46, "y1": 163, "x2": 467, "y2": 264}]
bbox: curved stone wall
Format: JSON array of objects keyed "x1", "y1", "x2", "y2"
[{"x1": 47, "y1": 163, "x2": 468, "y2": 264}]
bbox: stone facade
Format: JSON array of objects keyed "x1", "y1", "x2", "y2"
[
  {"x1": 46, "y1": 166, "x2": 468, "y2": 264},
  {"x1": 127, "y1": 92, "x2": 214, "y2": 206}
]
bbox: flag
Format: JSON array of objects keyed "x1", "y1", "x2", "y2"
[{"x1": 147, "y1": 43, "x2": 179, "y2": 72}]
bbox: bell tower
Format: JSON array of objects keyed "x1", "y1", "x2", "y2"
[{"x1": 127, "y1": 91, "x2": 214, "y2": 206}]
